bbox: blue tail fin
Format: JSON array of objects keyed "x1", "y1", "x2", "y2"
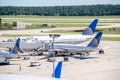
[
  {"x1": 11, "y1": 38, "x2": 20, "y2": 54},
  {"x1": 82, "y1": 19, "x2": 98, "y2": 35},
  {"x1": 87, "y1": 32, "x2": 102, "y2": 47},
  {"x1": 52, "y1": 61, "x2": 63, "y2": 78}
]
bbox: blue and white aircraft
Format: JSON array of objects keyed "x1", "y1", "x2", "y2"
[
  {"x1": 25, "y1": 19, "x2": 98, "y2": 43},
  {"x1": 49, "y1": 32, "x2": 103, "y2": 55},
  {"x1": 0, "y1": 38, "x2": 20, "y2": 58},
  {"x1": 0, "y1": 61, "x2": 63, "y2": 80}
]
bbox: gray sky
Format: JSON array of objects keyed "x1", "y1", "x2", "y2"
[{"x1": 0, "y1": 0, "x2": 120, "y2": 6}]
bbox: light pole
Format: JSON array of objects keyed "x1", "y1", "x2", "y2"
[{"x1": 49, "y1": 34, "x2": 60, "y2": 77}]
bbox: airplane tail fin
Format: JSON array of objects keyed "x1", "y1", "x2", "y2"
[
  {"x1": 52, "y1": 61, "x2": 63, "y2": 78},
  {"x1": 87, "y1": 32, "x2": 102, "y2": 47},
  {"x1": 11, "y1": 38, "x2": 20, "y2": 54},
  {"x1": 82, "y1": 19, "x2": 98, "y2": 35}
]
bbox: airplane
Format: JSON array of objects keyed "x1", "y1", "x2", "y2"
[
  {"x1": 48, "y1": 32, "x2": 103, "y2": 56},
  {"x1": 32, "y1": 19, "x2": 98, "y2": 44},
  {"x1": 0, "y1": 61, "x2": 63, "y2": 80},
  {"x1": 0, "y1": 38, "x2": 20, "y2": 58}
]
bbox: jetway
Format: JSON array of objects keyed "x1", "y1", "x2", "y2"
[
  {"x1": 0, "y1": 41, "x2": 50, "y2": 51},
  {"x1": 36, "y1": 41, "x2": 50, "y2": 51}
]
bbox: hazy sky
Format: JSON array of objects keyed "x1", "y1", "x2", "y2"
[{"x1": 0, "y1": 0, "x2": 120, "y2": 6}]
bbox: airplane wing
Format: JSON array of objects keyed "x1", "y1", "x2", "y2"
[
  {"x1": 54, "y1": 48, "x2": 68, "y2": 52},
  {"x1": 48, "y1": 48, "x2": 68, "y2": 54}
]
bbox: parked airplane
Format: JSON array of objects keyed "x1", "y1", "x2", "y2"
[
  {"x1": 0, "y1": 38, "x2": 20, "y2": 58},
  {"x1": 0, "y1": 61, "x2": 63, "y2": 80},
  {"x1": 49, "y1": 32, "x2": 103, "y2": 56},
  {"x1": 18, "y1": 19, "x2": 98, "y2": 44}
]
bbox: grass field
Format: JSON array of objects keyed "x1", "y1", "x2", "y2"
[
  {"x1": 44, "y1": 27, "x2": 120, "y2": 34},
  {"x1": 0, "y1": 15, "x2": 120, "y2": 41},
  {"x1": 1, "y1": 15, "x2": 120, "y2": 28},
  {"x1": 101, "y1": 37, "x2": 120, "y2": 41}
]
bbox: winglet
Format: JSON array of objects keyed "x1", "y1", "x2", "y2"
[
  {"x1": 82, "y1": 19, "x2": 98, "y2": 35},
  {"x1": 87, "y1": 32, "x2": 102, "y2": 47},
  {"x1": 52, "y1": 61, "x2": 63, "y2": 78},
  {"x1": 11, "y1": 38, "x2": 20, "y2": 54}
]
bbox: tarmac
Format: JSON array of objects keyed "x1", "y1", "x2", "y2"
[{"x1": 0, "y1": 41, "x2": 120, "y2": 80}]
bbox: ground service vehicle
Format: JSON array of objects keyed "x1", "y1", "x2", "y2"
[{"x1": 30, "y1": 61, "x2": 40, "y2": 67}]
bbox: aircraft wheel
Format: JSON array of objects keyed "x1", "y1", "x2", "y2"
[{"x1": 99, "y1": 49, "x2": 104, "y2": 54}]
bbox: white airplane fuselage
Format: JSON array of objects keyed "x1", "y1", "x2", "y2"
[
  {"x1": 33, "y1": 35, "x2": 94, "y2": 43},
  {"x1": 0, "y1": 51, "x2": 16, "y2": 58},
  {"x1": 53, "y1": 44, "x2": 99, "y2": 53}
]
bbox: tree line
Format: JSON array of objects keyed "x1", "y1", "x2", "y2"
[{"x1": 0, "y1": 4, "x2": 120, "y2": 16}]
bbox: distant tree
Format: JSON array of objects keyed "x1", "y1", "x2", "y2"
[{"x1": 0, "y1": 4, "x2": 120, "y2": 16}]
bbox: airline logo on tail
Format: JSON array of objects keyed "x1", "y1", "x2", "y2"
[
  {"x1": 82, "y1": 19, "x2": 98, "y2": 35},
  {"x1": 11, "y1": 38, "x2": 20, "y2": 54},
  {"x1": 52, "y1": 61, "x2": 63, "y2": 78},
  {"x1": 87, "y1": 32, "x2": 102, "y2": 47}
]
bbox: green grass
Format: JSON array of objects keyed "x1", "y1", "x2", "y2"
[
  {"x1": 1, "y1": 34, "x2": 31, "y2": 37},
  {"x1": 0, "y1": 15, "x2": 120, "y2": 41},
  {"x1": 56, "y1": 23, "x2": 108, "y2": 27},
  {"x1": 102, "y1": 37, "x2": 120, "y2": 41},
  {"x1": 1, "y1": 16, "x2": 120, "y2": 22},
  {"x1": 1, "y1": 15, "x2": 120, "y2": 29},
  {"x1": 44, "y1": 27, "x2": 120, "y2": 34},
  {"x1": 25, "y1": 23, "x2": 108, "y2": 29},
  {"x1": 45, "y1": 30, "x2": 66, "y2": 33},
  {"x1": 96, "y1": 28, "x2": 120, "y2": 34}
]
